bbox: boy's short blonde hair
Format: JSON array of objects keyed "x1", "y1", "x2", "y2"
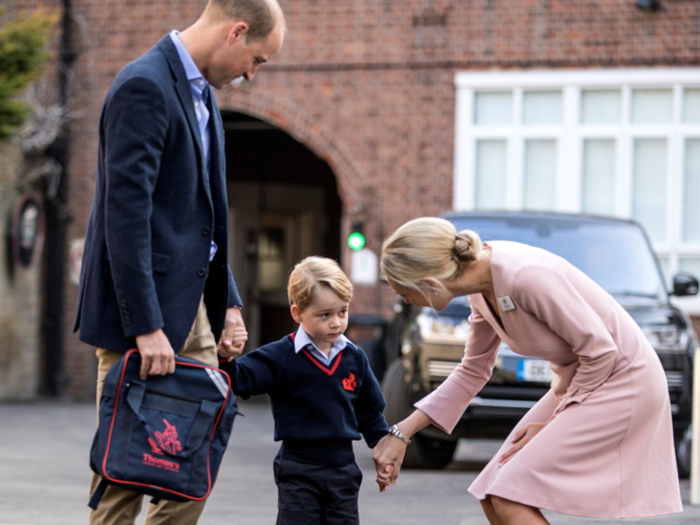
[{"x1": 288, "y1": 256, "x2": 353, "y2": 311}]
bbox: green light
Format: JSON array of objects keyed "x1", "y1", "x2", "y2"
[{"x1": 348, "y1": 232, "x2": 366, "y2": 251}]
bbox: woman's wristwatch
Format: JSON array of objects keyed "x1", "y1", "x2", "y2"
[{"x1": 388, "y1": 424, "x2": 411, "y2": 445}]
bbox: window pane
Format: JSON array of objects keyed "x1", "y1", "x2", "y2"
[
  {"x1": 581, "y1": 90, "x2": 621, "y2": 125},
  {"x1": 631, "y1": 89, "x2": 673, "y2": 124},
  {"x1": 632, "y1": 139, "x2": 667, "y2": 243},
  {"x1": 657, "y1": 256, "x2": 671, "y2": 289},
  {"x1": 474, "y1": 92, "x2": 512, "y2": 125},
  {"x1": 524, "y1": 139, "x2": 557, "y2": 211},
  {"x1": 475, "y1": 140, "x2": 507, "y2": 210},
  {"x1": 582, "y1": 139, "x2": 616, "y2": 216},
  {"x1": 683, "y1": 139, "x2": 700, "y2": 242},
  {"x1": 683, "y1": 89, "x2": 700, "y2": 123},
  {"x1": 523, "y1": 91, "x2": 562, "y2": 125},
  {"x1": 679, "y1": 257, "x2": 700, "y2": 280}
]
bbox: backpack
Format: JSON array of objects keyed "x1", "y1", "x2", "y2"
[{"x1": 88, "y1": 349, "x2": 238, "y2": 509}]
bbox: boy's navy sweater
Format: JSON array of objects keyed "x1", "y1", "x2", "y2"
[{"x1": 221, "y1": 334, "x2": 389, "y2": 467}]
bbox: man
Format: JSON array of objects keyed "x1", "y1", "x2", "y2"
[{"x1": 74, "y1": 1, "x2": 285, "y2": 523}]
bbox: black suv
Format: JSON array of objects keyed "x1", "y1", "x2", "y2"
[{"x1": 382, "y1": 212, "x2": 699, "y2": 477}]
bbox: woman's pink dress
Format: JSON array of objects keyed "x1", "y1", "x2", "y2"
[{"x1": 415, "y1": 241, "x2": 682, "y2": 519}]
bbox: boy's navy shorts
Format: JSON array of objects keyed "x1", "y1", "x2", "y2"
[{"x1": 273, "y1": 454, "x2": 362, "y2": 525}]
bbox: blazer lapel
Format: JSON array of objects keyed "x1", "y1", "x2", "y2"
[{"x1": 157, "y1": 36, "x2": 212, "y2": 208}]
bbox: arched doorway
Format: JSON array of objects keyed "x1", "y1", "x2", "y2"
[{"x1": 223, "y1": 111, "x2": 342, "y2": 351}]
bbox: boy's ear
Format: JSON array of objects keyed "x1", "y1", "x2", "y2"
[{"x1": 290, "y1": 304, "x2": 302, "y2": 323}]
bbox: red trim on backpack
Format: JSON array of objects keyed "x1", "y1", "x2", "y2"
[
  {"x1": 101, "y1": 349, "x2": 232, "y2": 501},
  {"x1": 302, "y1": 348, "x2": 343, "y2": 376}
]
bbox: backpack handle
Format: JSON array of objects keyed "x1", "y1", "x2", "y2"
[{"x1": 126, "y1": 381, "x2": 217, "y2": 459}]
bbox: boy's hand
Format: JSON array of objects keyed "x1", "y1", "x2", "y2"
[
  {"x1": 217, "y1": 307, "x2": 248, "y2": 358},
  {"x1": 376, "y1": 464, "x2": 393, "y2": 492}
]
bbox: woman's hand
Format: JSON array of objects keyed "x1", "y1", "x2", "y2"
[
  {"x1": 373, "y1": 435, "x2": 406, "y2": 491},
  {"x1": 498, "y1": 417, "x2": 553, "y2": 465}
]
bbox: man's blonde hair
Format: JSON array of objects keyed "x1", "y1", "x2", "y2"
[{"x1": 288, "y1": 256, "x2": 353, "y2": 311}]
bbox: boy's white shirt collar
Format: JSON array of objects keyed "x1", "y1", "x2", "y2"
[{"x1": 294, "y1": 325, "x2": 349, "y2": 364}]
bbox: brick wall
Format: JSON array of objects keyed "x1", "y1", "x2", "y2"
[{"x1": 23, "y1": 0, "x2": 698, "y2": 397}]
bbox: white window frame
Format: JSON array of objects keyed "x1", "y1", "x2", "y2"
[{"x1": 453, "y1": 68, "x2": 700, "y2": 311}]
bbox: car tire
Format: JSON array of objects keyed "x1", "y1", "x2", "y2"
[
  {"x1": 675, "y1": 426, "x2": 691, "y2": 479},
  {"x1": 382, "y1": 359, "x2": 458, "y2": 469}
]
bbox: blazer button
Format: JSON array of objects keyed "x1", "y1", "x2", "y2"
[
  {"x1": 202, "y1": 227, "x2": 210, "y2": 236},
  {"x1": 198, "y1": 268, "x2": 206, "y2": 277}
]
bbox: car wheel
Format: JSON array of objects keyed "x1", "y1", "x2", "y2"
[
  {"x1": 382, "y1": 359, "x2": 458, "y2": 469},
  {"x1": 675, "y1": 426, "x2": 691, "y2": 479}
]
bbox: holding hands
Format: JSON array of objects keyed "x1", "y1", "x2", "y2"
[
  {"x1": 372, "y1": 434, "x2": 405, "y2": 491},
  {"x1": 217, "y1": 306, "x2": 248, "y2": 359},
  {"x1": 372, "y1": 410, "x2": 432, "y2": 492}
]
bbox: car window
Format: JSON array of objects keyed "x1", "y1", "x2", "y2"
[{"x1": 448, "y1": 216, "x2": 666, "y2": 301}]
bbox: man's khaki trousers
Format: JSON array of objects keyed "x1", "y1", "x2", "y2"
[{"x1": 89, "y1": 298, "x2": 219, "y2": 525}]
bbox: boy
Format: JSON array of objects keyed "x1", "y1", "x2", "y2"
[{"x1": 220, "y1": 256, "x2": 389, "y2": 524}]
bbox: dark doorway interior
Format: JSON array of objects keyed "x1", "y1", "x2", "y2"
[{"x1": 223, "y1": 111, "x2": 342, "y2": 349}]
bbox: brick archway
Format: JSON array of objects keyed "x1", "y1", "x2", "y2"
[{"x1": 216, "y1": 89, "x2": 366, "y2": 210}]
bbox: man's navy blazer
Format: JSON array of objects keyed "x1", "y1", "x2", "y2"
[{"x1": 74, "y1": 36, "x2": 242, "y2": 353}]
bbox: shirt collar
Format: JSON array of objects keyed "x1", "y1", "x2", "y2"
[
  {"x1": 169, "y1": 30, "x2": 206, "y2": 85},
  {"x1": 294, "y1": 326, "x2": 349, "y2": 355}
]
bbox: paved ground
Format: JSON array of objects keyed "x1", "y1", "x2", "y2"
[{"x1": 0, "y1": 399, "x2": 699, "y2": 525}]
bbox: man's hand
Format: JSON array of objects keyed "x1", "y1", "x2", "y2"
[
  {"x1": 217, "y1": 307, "x2": 248, "y2": 359},
  {"x1": 135, "y1": 328, "x2": 176, "y2": 380}
]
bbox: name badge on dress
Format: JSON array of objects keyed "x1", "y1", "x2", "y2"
[{"x1": 497, "y1": 295, "x2": 516, "y2": 312}]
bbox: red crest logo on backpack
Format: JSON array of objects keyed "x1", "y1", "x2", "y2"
[{"x1": 151, "y1": 418, "x2": 183, "y2": 455}]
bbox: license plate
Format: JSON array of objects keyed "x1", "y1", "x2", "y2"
[{"x1": 516, "y1": 359, "x2": 554, "y2": 383}]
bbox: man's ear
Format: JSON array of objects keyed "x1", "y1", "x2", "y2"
[
  {"x1": 290, "y1": 304, "x2": 302, "y2": 323},
  {"x1": 227, "y1": 21, "x2": 249, "y2": 44}
]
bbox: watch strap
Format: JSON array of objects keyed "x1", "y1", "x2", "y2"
[{"x1": 388, "y1": 424, "x2": 411, "y2": 445}]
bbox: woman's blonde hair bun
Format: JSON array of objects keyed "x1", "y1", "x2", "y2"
[
  {"x1": 381, "y1": 217, "x2": 482, "y2": 291},
  {"x1": 454, "y1": 230, "x2": 482, "y2": 265}
]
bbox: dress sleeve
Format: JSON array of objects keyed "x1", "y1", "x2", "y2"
[
  {"x1": 512, "y1": 265, "x2": 618, "y2": 415},
  {"x1": 414, "y1": 300, "x2": 501, "y2": 433}
]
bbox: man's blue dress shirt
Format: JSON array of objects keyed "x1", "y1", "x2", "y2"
[{"x1": 170, "y1": 30, "x2": 217, "y2": 261}]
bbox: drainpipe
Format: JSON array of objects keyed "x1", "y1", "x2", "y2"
[{"x1": 43, "y1": 0, "x2": 75, "y2": 397}]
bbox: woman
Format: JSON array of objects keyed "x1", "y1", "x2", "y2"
[{"x1": 373, "y1": 217, "x2": 682, "y2": 524}]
